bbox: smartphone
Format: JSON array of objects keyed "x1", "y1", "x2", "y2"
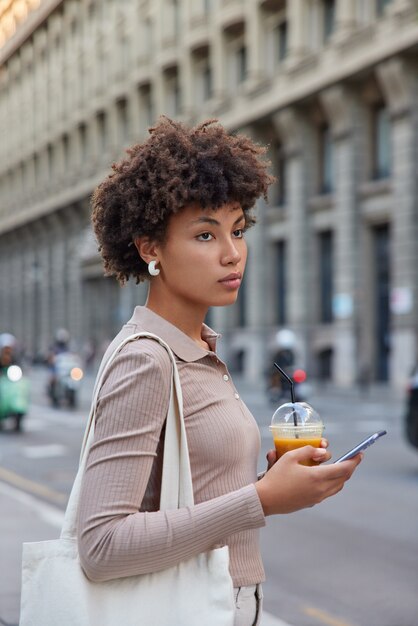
[{"x1": 333, "y1": 430, "x2": 387, "y2": 464}]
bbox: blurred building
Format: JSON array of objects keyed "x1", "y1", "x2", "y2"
[{"x1": 0, "y1": 0, "x2": 417, "y2": 387}]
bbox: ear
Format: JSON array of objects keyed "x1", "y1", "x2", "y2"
[{"x1": 134, "y1": 237, "x2": 159, "y2": 264}]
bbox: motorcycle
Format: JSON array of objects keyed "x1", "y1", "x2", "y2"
[
  {"x1": 0, "y1": 364, "x2": 30, "y2": 432},
  {"x1": 266, "y1": 365, "x2": 311, "y2": 405},
  {"x1": 48, "y1": 352, "x2": 84, "y2": 408}
]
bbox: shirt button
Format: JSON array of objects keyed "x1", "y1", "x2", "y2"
[
  {"x1": 234, "y1": 392, "x2": 240, "y2": 400},
  {"x1": 223, "y1": 374, "x2": 229, "y2": 382}
]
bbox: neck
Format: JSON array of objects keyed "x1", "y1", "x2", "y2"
[{"x1": 145, "y1": 290, "x2": 208, "y2": 347}]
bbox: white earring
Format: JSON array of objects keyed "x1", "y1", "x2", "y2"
[{"x1": 148, "y1": 260, "x2": 160, "y2": 276}]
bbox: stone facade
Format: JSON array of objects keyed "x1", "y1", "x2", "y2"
[{"x1": 0, "y1": 0, "x2": 417, "y2": 387}]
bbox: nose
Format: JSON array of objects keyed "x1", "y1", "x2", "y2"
[{"x1": 221, "y1": 238, "x2": 241, "y2": 266}]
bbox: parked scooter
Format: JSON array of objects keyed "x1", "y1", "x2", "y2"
[
  {"x1": 48, "y1": 351, "x2": 84, "y2": 408},
  {"x1": 0, "y1": 333, "x2": 29, "y2": 432}
]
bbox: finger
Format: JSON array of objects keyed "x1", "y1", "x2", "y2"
[
  {"x1": 320, "y1": 438, "x2": 329, "y2": 448},
  {"x1": 336, "y1": 453, "x2": 363, "y2": 474},
  {"x1": 316, "y1": 455, "x2": 362, "y2": 481},
  {"x1": 287, "y1": 445, "x2": 328, "y2": 463},
  {"x1": 312, "y1": 447, "x2": 331, "y2": 463},
  {"x1": 266, "y1": 449, "x2": 277, "y2": 463}
]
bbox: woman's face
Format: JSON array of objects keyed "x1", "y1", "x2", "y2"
[{"x1": 154, "y1": 202, "x2": 248, "y2": 312}]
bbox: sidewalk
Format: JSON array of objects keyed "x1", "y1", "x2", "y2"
[{"x1": 0, "y1": 481, "x2": 63, "y2": 626}]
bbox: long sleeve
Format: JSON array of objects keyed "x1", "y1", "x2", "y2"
[{"x1": 77, "y1": 339, "x2": 265, "y2": 583}]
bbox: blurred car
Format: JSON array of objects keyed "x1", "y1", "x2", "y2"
[{"x1": 405, "y1": 366, "x2": 418, "y2": 449}]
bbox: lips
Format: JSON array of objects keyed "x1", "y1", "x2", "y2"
[{"x1": 218, "y1": 272, "x2": 242, "y2": 289}]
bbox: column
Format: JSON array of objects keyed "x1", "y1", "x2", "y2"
[
  {"x1": 272, "y1": 108, "x2": 313, "y2": 369},
  {"x1": 10, "y1": 235, "x2": 25, "y2": 345},
  {"x1": 244, "y1": 0, "x2": 264, "y2": 87},
  {"x1": 211, "y1": 3, "x2": 227, "y2": 105},
  {"x1": 286, "y1": 0, "x2": 307, "y2": 63},
  {"x1": 66, "y1": 203, "x2": 89, "y2": 350},
  {"x1": 20, "y1": 227, "x2": 36, "y2": 357},
  {"x1": 0, "y1": 236, "x2": 13, "y2": 331},
  {"x1": 151, "y1": 0, "x2": 166, "y2": 119},
  {"x1": 128, "y1": 86, "x2": 142, "y2": 141},
  {"x1": 47, "y1": 213, "x2": 68, "y2": 336},
  {"x1": 180, "y1": 48, "x2": 194, "y2": 118},
  {"x1": 30, "y1": 220, "x2": 51, "y2": 359},
  {"x1": 333, "y1": 0, "x2": 356, "y2": 41},
  {"x1": 320, "y1": 85, "x2": 359, "y2": 386},
  {"x1": 376, "y1": 58, "x2": 418, "y2": 387}
]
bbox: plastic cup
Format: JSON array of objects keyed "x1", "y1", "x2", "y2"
[{"x1": 269, "y1": 402, "x2": 324, "y2": 467}]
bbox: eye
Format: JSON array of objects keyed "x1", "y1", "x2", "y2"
[
  {"x1": 233, "y1": 228, "x2": 244, "y2": 238},
  {"x1": 197, "y1": 232, "x2": 213, "y2": 241}
]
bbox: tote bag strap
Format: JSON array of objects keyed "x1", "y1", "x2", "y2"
[{"x1": 61, "y1": 332, "x2": 194, "y2": 541}]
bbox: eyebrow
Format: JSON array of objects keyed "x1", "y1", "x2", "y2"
[{"x1": 190, "y1": 213, "x2": 246, "y2": 227}]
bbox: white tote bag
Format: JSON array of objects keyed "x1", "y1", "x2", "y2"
[{"x1": 20, "y1": 332, "x2": 235, "y2": 626}]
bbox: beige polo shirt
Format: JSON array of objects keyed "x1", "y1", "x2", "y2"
[{"x1": 77, "y1": 306, "x2": 266, "y2": 587}]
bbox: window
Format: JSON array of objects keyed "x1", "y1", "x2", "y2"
[
  {"x1": 202, "y1": 62, "x2": 212, "y2": 101},
  {"x1": 116, "y1": 98, "x2": 129, "y2": 142},
  {"x1": 276, "y1": 143, "x2": 287, "y2": 206},
  {"x1": 372, "y1": 104, "x2": 391, "y2": 179},
  {"x1": 319, "y1": 124, "x2": 334, "y2": 194},
  {"x1": 164, "y1": 0, "x2": 180, "y2": 40},
  {"x1": 97, "y1": 111, "x2": 108, "y2": 152},
  {"x1": 236, "y1": 45, "x2": 247, "y2": 83},
  {"x1": 139, "y1": 84, "x2": 154, "y2": 129},
  {"x1": 142, "y1": 17, "x2": 153, "y2": 57},
  {"x1": 47, "y1": 144, "x2": 54, "y2": 179},
  {"x1": 237, "y1": 270, "x2": 247, "y2": 327},
  {"x1": 276, "y1": 241, "x2": 287, "y2": 325},
  {"x1": 34, "y1": 153, "x2": 41, "y2": 185},
  {"x1": 277, "y1": 21, "x2": 288, "y2": 61},
  {"x1": 166, "y1": 71, "x2": 181, "y2": 117},
  {"x1": 62, "y1": 134, "x2": 70, "y2": 170},
  {"x1": 79, "y1": 123, "x2": 88, "y2": 162},
  {"x1": 119, "y1": 33, "x2": 130, "y2": 70},
  {"x1": 194, "y1": 51, "x2": 212, "y2": 105},
  {"x1": 323, "y1": 0, "x2": 336, "y2": 41},
  {"x1": 173, "y1": 0, "x2": 180, "y2": 39},
  {"x1": 15, "y1": 163, "x2": 23, "y2": 197},
  {"x1": 373, "y1": 224, "x2": 390, "y2": 381},
  {"x1": 319, "y1": 231, "x2": 333, "y2": 323},
  {"x1": 376, "y1": 0, "x2": 391, "y2": 16},
  {"x1": 23, "y1": 160, "x2": 30, "y2": 192},
  {"x1": 317, "y1": 348, "x2": 333, "y2": 380}
]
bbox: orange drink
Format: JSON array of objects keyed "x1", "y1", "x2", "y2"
[
  {"x1": 269, "y1": 415, "x2": 324, "y2": 467},
  {"x1": 272, "y1": 433, "x2": 323, "y2": 466}
]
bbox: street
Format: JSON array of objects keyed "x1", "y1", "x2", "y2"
[{"x1": 0, "y1": 367, "x2": 417, "y2": 626}]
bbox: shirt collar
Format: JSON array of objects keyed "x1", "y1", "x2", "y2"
[{"x1": 127, "y1": 306, "x2": 221, "y2": 362}]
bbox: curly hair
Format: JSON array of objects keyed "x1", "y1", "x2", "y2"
[{"x1": 92, "y1": 116, "x2": 274, "y2": 284}]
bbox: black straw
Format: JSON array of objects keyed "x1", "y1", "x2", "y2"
[{"x1": 274, "y1": 362, "x2": 298, "y2": 429}]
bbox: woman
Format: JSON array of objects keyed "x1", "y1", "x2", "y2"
[{"x1": 78, "y1": 117, "x2": 361, "y2": 625}]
